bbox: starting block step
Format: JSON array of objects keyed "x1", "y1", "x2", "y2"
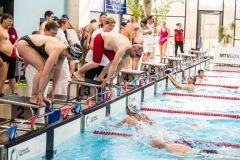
[
  {"x1": 161, "y1": 57, "x2": 183, "y2": 68},
  {"x1": 118, "y1": 69, "x2": 145, "y2": 84},
  {"x1": 69, "y1": 78, "x2": 102, "y2": 87},
  {"x1": 0, "y1": 95, "x2": 43, "y2": 109},
  {"x1": 187, "y1": 50, "x2": 206, "y2": 58},
  {"x1": 177, "y1": 53, "x2": 196, "y2": 63},
  {"x1": 68, "y1": 78, "x2": 106, "y2": 104},
  {"x1": 0, "y1": 95, "x2": 52, "y2": 125},
  {"x1": 141, "y1": 62, "x2": 167, "y2": 75}
]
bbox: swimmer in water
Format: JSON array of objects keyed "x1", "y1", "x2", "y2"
[
  {"x1": 151, "y1": 138, "x2": 218, "y2": 154},
  {"x1": 167, "y1": 67, "x2": 196, "y2": 90},
  {"x1": 197, "y1": 69, "x2": 208, "y2": 81},
  {"x1": 114, "y1": 102, "x2": 155, "y2": 127}
]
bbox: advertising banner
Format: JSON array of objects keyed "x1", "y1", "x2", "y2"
[
  {"x1": 105, "y1": 0, "x2": 127, "y2": 14},
  {"x1": 214, "y1": 47, "x2": 240, "y2": 65}
]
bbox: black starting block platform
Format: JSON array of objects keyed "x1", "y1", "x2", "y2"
[
  {"x1": 141, "y1": 62, "x2": 167, "y2": 76},
  {"x1": 67, "y1": 78, "x2": 105, "y2": 104},
  {"x1": 117, "y1": 69, "x2": 145, "y2": 84},
  {"x1": 0, "y1": 95, "x2": 53, "y2": 127},
  {"x1": 161, "y1": 57, "x2": 183, "y2": 68},
  {"x1": 177, "y1": 53, "x2": 196, "y2": 62},
  {"x1": 187, "y1": 50, "x2": 206, "y2": 58}
]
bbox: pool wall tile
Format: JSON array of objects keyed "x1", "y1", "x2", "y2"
[
  {"x1": 143, "y1": 84, "x2": 155, "y2": 101},
  {"x1": 54, "y1": 118, "x2": 81, "y2": 147},
  {"x1": 110, "y1": 97, "x2": 127, "y2": 116}
]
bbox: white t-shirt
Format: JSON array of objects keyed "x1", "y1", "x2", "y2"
[
  {"x1": 85, "y1": 28, "x2": 109, "y2": 66},
  {"x1": 55, "y1": 29, "x2": 67, "y2": 43},
  {"x1": 143, "y1": 23, "x2": 155, "y2": 45},
  {"x1": 67, "y1": 29, "x2": 80, "y2": 45},
  {"x1": 218, "y1": 42, "x2": 232, "y2": 47}
]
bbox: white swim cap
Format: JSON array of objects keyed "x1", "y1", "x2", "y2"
[{"x1": 128, "y1": 102, "x2": 141, "y2": 113}]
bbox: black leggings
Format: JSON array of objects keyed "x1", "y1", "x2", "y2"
[
  {"x1": 175, "y1": 41, "x2": 184, "y2": 57},
  {"x1": 7, "y1": 57, "x2": 17, "y2": 79}
]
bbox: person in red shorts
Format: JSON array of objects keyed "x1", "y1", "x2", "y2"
[{"x1": 73, "y1": 32, "x2": 143, "y2": 87}]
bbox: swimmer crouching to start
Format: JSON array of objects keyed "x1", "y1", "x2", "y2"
[{"x1": 17, "y1": 35, "x2": 82, "y2": 107}]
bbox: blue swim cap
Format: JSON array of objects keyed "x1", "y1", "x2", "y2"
[
  {"x1": 53, "y1": 16, "x2": 59, "y2": 21},
  {"x1": 62, "y1": 14, "x2": 69, "y2": 19}
]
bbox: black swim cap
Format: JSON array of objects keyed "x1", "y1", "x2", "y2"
[
  {"x1": 192, "y1": 76, "x2": 197, "y2": 84},
  {"x1": 68, "y1": 43, "x2": 83, "y2": 59},
  {"x1": 165, "y1": 70, "x2": 172, "y2": 74}
]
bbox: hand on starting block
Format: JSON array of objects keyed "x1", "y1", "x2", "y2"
[{"x1": 101, "y1": 78, "x2": 110, "y2": 88}]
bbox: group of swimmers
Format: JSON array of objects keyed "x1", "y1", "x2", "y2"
[{"x1": 107, "y1": 102, "x2": 219, "y2": 156}]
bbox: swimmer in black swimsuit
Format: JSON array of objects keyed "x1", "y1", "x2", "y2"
[
  {"x1": 19, "y1": 35, "x2": 49, "y2": 59},
  {"x1": 17, "y1": 34, "x2": 82, "y2": 107},
  {"x1": 151, "y1": 138, "x2": 218, "y2": 154}
]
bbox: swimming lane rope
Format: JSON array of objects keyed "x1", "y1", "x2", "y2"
[
  {"x1": 181, "y1": 83, "x2": 238, "y2": 89},
  {"x1": 140, "y1": 108, "x2": 240, "y2": 119},
  {"x1": 92, "y1": 130, "x2": 240, "y2": 148},
  {"x1": 163, "y1": 92, "x2": 240, "y2": 100},
  {"x1": 196, "y1": 75, "x2": 231, "y2": 78},
  {"x1": 93, "y1": 130, "x2": 132, "y2": 137},
  {"x1": 206, "y1": 69, "x2": 240, "y2": 73}
]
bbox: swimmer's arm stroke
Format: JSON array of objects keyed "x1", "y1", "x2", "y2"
[
  {"x1": 115, "y1": 118, "x2": 127, "y2": 127},
  {"x1": 145, "y1": 114, "x2": 156, "y2": 124}
]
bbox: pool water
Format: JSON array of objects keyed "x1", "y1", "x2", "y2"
[{"x1": 51, "y1": 70, "x2": 240, "y2": 160}]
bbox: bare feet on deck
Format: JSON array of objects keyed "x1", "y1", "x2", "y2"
[
  {"x1": 30, "y1": 96, "x2": 46, "y2": 107},
  {"x1": 73, "y1": 72, "x2": 84, "y2": 81}
]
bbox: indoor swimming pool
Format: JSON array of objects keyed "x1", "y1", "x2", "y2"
[{"x1": 44, "y1": 70, "x2": 240, "y2": 160}]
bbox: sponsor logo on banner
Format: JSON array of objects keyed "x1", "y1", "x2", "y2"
[
  {"x1": 86, "y1": 115, "x2": 98, "y2": 127},
  {"x1": 220, "y1": 53, "x2": 240, "y2": 59},
  {"x1": 128, "y1": 96, "x2": 136, "y2": 103},
  {"x1": 10, "y1": 147, "x2": 30, "y2": 160},
  {"x1": 214, "y1": 47, "x2": 240, "y2": 64}
]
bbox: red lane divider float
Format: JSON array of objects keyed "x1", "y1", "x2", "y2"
[
  {"x1": 206, "y1": 69, "x2": 240, "y2": 73},
  {"x1": 181, "y1": 83, "x2": 238, "y2": 89},
  {"x1": 93, "y1": 130, "x2": 240, "y2": 148},
  {"x1": 194, "y1": 140, "x2": 240, "y2": 148},
  {"x1": 163, "y1": 92, "x2": 240, "y2": 101},
  {"x1": 141, "y1": 108, "x2": 240, "y2": 119},
  {"x1": 93, "y1": 130, "x2": 133, "y2": 137}
]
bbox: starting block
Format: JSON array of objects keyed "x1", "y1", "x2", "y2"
[
  {"x1": 187, "y1": 50, "x2": 206, "y2": 59},
  {"x1": 117, "y1": 69, "x2": 145, "y2": 85},
  {"x1": 67, "y1": 78, "x2": 106, "y2": 104},
  {"x1": 161, "y1": 56, "x2": 183, "y2": 68},
  {"x1": 177, "y1": 53, "x2": 196, "y2": 63},
  {"x1": 141, "y1": 62, "x2": 167, "y2": 77},
  {"x1": 0, "y1": 95, "x2": 53, "y2": 127}
]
